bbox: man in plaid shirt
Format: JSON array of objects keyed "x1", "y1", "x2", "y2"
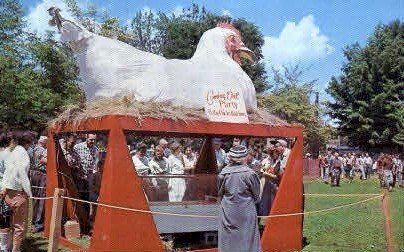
[
  {"x1": 73, "y1": 134, "x2": 98, "y2": 178},
  {"x1": 73, "y1": 133, "x2": 99, "y2": 234}
]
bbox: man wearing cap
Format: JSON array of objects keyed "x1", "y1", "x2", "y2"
[
  {"x1": 30, "y1": 136, "x2": 48, "y2": 232},
  {"x1": 275, "y1": 139, "x2": 291, "y2": 172},
  {"x1": 218, "y1": 145, "x2": 261, "y2": 252},
  {"x1": 213, "y1": 138, "x2": 227, "y2": 172}
]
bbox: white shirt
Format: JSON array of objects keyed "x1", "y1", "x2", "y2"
[
  {"x1": 261, "y1": 156, "x2": 273, "y2": 170},
  {"x1": 2, "y1": 145, "x2": 32, "y2": 197},
  {"x1": 148, "y1": 157, "x2": 169, "y2": 174},
  {"x1": 280, "y1": 148, "x2": 291, "y2": 171},
  {"x1": 357, "y1": 157, "x2": 364, "y2": 166},
  {"x1": 167, "y1": 154, "x2": 184, "y2": 174},
  {"x1": 215, "y1": 148, "x2": 227, "y2": 170},
  {"x1": 182, "y1": 154, "x2": 196, "y2": 171},
  {"x1": 365, "y1": 157, "x2": 373, "y2": 166},
  {"x1": 132, "y1": 155, "x2": 150, "y2": 176},
  {"x1": 0, "y1": 148, "x2": 11, "y2": 191}
]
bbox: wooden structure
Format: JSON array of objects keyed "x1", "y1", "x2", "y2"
[{"x1": 44, "y1": 115, "x2": 304, "y2": 251}]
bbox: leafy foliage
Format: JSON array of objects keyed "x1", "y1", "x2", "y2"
[
  {"x1": 127, "y1": 10, "x2": 160, "y2": 53},
  {"x1": 326, "y1": 20, "x2": 404, "y2": 151},
  {"x1": 0, "y1": 0, "x2": 83, "y2": 132},
  {"x1": 259, "y1": 65, "x2": 335, "y2": 155}
]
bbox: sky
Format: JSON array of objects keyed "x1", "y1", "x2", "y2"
[{"x1": 21, "y1": 0, "x2": 404, "y2": 104}]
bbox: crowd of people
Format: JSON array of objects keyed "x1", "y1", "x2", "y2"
[
  {"x1": 0, "y1": 130, "x2": 108, "y2": 251},
  {"x1": 0, "y1": 130, "x2": 293, "y2": 231},
  {"x1": 126, "y1": 136, "x2": 290, "y2": 213},
  {"x1": 8, "y1": 127, "x2": 404, "y2": 251},
  {"x1": 54, "y1": 133, "x2": 294, "y2": 245},
  {"x1": 15, "y1": 133, "x2": 287, "y2": 248},
  {"x1": 53, "y1": 132, "x2": 292, "y2": 252},
  {"x1": 319, "y1": 150, "x2": 403, "y2": 189}
]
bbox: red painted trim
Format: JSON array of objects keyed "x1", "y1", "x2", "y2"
[{"x1": 51, "y1": 115, "x2": 303, "y2": 138}]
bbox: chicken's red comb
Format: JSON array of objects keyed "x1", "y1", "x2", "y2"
[{"x1": 217, "y1": 21, "x2": 241, "y2": 37}]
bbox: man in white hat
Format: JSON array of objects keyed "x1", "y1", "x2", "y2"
[{"x1": 218, "y1": 145, "x2": 261, "y2": 252}]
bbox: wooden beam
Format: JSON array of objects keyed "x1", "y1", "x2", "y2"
[{"x1": 48, "y1": 188, "x2": 65, "y2": 252}]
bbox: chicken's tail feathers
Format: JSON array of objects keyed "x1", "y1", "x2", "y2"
[
  {"x1": 48, "y1": 7, "x2": 64, "y2": 31},
  {"x1": 48, "y1": 6, "x2": 84, "y2": 33}
]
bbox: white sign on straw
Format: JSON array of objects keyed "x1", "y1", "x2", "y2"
[{"x1": 204, "y1": 88, "x2": 249, "y2": 123}]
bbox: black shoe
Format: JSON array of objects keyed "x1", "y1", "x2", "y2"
[{"x1": 302, "y1": 236, "x2": 309, "y2": 247}]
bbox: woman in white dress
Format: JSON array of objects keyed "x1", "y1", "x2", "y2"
[
  {"x1": 148, "y1": 146, "x2": 169, "y2": 201},
  {"x1": 167, "y1": 142, "x2": 186, "y2": 202}
]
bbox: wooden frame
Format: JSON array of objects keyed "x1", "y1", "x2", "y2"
[{"x1": 44, "y1": 115, "x2": 304, "y2": 251}]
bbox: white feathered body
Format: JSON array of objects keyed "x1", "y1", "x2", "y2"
[{"x1": 61, "y1": 22, "x2": 257, "y2": 109}]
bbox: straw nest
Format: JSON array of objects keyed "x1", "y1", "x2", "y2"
[{"x1": 48, "y1": 97, "x2": 289, "y2": 128}]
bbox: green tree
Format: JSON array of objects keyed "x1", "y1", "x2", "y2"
[
  {"x1": 0, "y1": 0, "x2": 83, "y2": 132},
  {"x1": 127, "y1": 9, "x2": 160, "y2": 53},
  {"x1": 155, "y1": 4, "x2": 218, "y2": 59},
  {"x1": 259, "y1": 65, "x2": 335, "y2": 155},
  {"x1": 0, "y1": 0, "x2": 24, "y2": 50},
  {"x1": 326, "y1": 20, "x2": 404, "y2": 151},
  {"x1": 65, "y1": 0, "x2": 99, "y2": 33}
]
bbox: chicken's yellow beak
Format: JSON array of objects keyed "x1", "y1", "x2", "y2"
[{"x1": 238, "y1": 47, "x2": 255, "y2": 62}]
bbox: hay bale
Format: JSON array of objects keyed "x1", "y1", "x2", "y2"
[{"x1": 48, "y1": 97, "x2": 289, "y2": 128}]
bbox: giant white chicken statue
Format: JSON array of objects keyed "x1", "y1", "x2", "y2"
[{"x1": 49, "y1": 8, "x2": 258, "y2": 109}]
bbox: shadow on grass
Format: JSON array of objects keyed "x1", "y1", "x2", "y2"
[{"x1": 21, "y1": 232, "x2": 48, "y2": 252}]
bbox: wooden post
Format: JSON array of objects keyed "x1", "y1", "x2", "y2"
[
  {"x1": 48, "y1": 188, "x2": 65, "y2": 252},
  {"x1": 381, "y1": 189, "x2": 397, "y2": 252}
]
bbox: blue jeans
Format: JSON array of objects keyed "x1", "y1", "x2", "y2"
[
  {"x1": 322, "y1": 166, "x2": 329, "y2": 182},
  {"x1": 345, "y1": 165, "x2": 352, "y2": 179}
]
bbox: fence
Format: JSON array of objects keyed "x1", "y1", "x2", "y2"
[{"x1": 303, "y1": 158, "x2": 320, "y2": 178}]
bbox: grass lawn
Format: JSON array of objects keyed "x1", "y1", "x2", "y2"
[
  {"x1": 21, "y1": 205, "x2": 70, "y2": 252},
  {"x1": 22, "y1": 177, "x2": 403, "y2": 251},
  {"x1": 302, "y1": 177, "x2": 403, "y2": 252},
  {"x1": 389, "y1": 186, "x2": 404, "y2": 251}
]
